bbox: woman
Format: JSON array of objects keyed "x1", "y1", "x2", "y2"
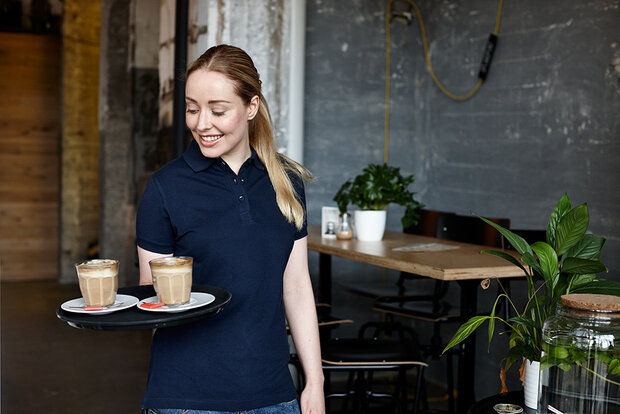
[{"x1": 136, "y1": 44, "x2": 325, "y2": 414}]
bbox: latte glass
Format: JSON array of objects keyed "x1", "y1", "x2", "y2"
[
  {"x1": 149, "y1": 256, "x2": 193, "y2": 306},
  {"x1": 75, "y1": 259, "x2": 119, "y2": 307}
]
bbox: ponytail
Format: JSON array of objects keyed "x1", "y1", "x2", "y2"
[{"x1": 250, "y1": 94, "x2": 313, "y2": 230}]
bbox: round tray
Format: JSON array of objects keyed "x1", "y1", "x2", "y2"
[{"x1": 56, "y1": 284, "x2": 231, "y2": 331}]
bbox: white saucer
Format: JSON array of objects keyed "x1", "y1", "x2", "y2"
[
  {"x1": 61, "y1": 294, "x2": 139, "y2": 315},
  {"x1": 137, "y1": 292, "x2": 216, "y2": 313}
]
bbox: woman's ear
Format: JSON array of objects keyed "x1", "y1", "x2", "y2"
[{"x1": 247, "y1": 95, "x2": 260, "y2": 120}]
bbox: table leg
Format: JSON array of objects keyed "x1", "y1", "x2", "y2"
[
  {"x1": 457, "y1": 279, "x2": 478, "y2": 413},
  {"x1": 317, "y1": 253, "x2": 332, "y2": 305}
]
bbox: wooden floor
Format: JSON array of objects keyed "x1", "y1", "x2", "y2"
[{"x1": 1, "y1": 281, "x2": 152, "y2": 414}]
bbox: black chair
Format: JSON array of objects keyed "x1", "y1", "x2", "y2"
[
  {"x1": 288, "y1": 304, "x2": 354, "y2": 395},
  {"x1": 321, "y1": 336, "x2": 427, "y2": 414},
  {"x1": 289, "y1": 306, "x2": 427, "y2": 414}
]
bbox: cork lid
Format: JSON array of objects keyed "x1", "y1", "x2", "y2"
[{"x1": 561, "y1": 294, "x2": 620, "y2": 312}]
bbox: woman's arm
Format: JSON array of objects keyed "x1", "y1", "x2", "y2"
[
  {"x1": 137, "y1": 246, "x2": 172, "y2": 285},
  {"x1": 283, "y1": 236, "x2": 325, "y2": 414}
]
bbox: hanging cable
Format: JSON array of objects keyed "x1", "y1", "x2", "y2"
[{"x1": 384, "y1": 0, "x2": 503, "y2": 163}]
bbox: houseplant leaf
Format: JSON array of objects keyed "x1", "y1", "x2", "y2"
[
  {"x1": 531, "y1": 241, "x2": 559, "y2": 291},
  {"x1": 508, "y1": 316, "x2": 538, "y2": 329},
  {"x1": 482, "y1": 249, "x2": 528, "y2": 274},
  {"x1": 561, "y1": 257, "x2": 607, "y2": 275},
  {"x1": 555, "y1": 204, "x2": 589, "y2": 256},
  {"x1": 401, "y1": 202, "x2": 424, "y2": 229},
  {"x1": 507, "y1": 342, "x2": 537, "y2": 364},
  {"x1": 564, "y1": 234, "x2": 606, "y2": 260},
  {"x1": 521, "y1": 251, "x2": 544, "y2": 279},
  {"x1": 334, "y1": 181, "x2": 353, "y2": 214},
  {"x1": 547, "y1": 194, "x2": 571, "y2": 249},
  {"x1": 572, "y1": 279, "x2": 620, "y2": 296},
  {"x1": 479, "y1": 217, "x2": 532, "y2": 257},
  {"x1": 333, "y1": 163, "x2": 423, "y2": 221},
  {"x1": 567, "y1": 274, "x2": 596, "y2": 292},
  {"x1": 442, "y1": 315, "x2": 491, "y2": 353}
]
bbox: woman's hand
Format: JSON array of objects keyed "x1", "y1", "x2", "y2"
[{"x1": 299, "y1": 380, "x2": 325, "y2": 414}]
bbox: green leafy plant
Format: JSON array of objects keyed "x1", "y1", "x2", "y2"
[
  {"x1": 333, "y1": 163, "x2": 424, "y2": 229},
  {"x1": 541, "y1": 342, "x2": 620, "y2": 386},
  {"x1": 442, "y1": 194, "x2": 620, "y2": 382}
]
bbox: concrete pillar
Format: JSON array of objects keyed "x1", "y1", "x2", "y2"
[
  {"x1": 59, "y1": 0, "x2": 101, "y2": 283},
  {"x1": 97, "y1": 0, "x2": 160, "y2": 286},
  {"x1": 98, "y1": 0, "x2": 135, "y2": 286},
  {"x1": 132, "y1": 0, "x2": 161, "y2": 196}
]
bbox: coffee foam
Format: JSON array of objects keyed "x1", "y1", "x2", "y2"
[
  {"x1": 150, "y1": 257, "x2": 191, "y2": 267},
  {"x1": 76, "y1": 260, "x2": 118, "y2": 275},
  {"x1": 149, "y1": 264, "x2": 192, "y2": 273},
  {"x1": 76, "y1": 267, "x2": 118, "y2": 277}
]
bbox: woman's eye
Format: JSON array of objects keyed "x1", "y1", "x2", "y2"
[
  {"x1": 186, "y1": 108, "x2": 199, "y2": 114},
  {"x1": 212, "y1": 111, "x2": 225, "y2": 116}
]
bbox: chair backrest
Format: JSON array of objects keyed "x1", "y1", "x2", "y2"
[
  {"x1": 405, "y1": 209, "x2": 510, "y2": 248},
  {"x1": 446, "y1": 213, "x2": 510, "y2": 248},
  {"x1": 404, "y1": 209, "x2": 457, "y2": 238}
]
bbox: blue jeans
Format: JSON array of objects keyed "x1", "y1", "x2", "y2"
[{"x1": 142, "y1": 399, "x2": 300, "y2": 414}]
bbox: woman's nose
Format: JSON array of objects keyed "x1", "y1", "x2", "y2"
[{"x1": 197, "y1": 111, "x2": 212, "y2": 130}]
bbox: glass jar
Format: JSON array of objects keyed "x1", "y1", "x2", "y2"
[
  {"x1": 539, "y1": 293, "x2": 620, "y2": 414},
  {"x1": 336, "y1": 212, "x2": 354, "y2": 240}
]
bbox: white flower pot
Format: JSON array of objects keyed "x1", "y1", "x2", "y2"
[
  {"x1": 354, "y1": 210, "x2": 387, "y2": 241},
  {"x1": 523, "y1": 358, "x2": 540, "y2": 410}
]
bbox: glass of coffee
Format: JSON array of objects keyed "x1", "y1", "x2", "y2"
[
  {"x1": 75, "y1": 259, "x2": 119, "y2": 307},
  {"x1": 149, "y1": 256, "x2": 193, "y2": 306}
]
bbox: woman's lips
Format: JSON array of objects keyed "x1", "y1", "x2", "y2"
[{"x1": 199, "y1": 134, "x2": 223, "y2": 146}]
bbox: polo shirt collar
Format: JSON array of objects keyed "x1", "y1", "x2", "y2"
[
  {"x1": 246, "y1": 148, "x2": 266, "y2": 171},
  {"x1": 183, "y1": 140, "x2": 265, "y2": 172}
]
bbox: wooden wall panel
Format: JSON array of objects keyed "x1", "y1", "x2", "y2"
[{"x1": 0, "y1": 33, "x2": 60, "y2": 281}]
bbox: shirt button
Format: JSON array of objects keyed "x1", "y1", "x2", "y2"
[
  {"x1": 239, "y1": 195, "x2": 245, "y2": 201},
  {"x1": 233, "y1": 178, "x2": 237, "y2": 183}
]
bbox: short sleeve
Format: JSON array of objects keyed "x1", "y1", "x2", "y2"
[
  {"x1": 136, "y1": 176, "x2": 175, "y2": 254},
  {"x1": 290, "y1": 172, "x2": 308, "y2": 240}
]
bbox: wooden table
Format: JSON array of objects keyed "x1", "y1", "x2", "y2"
[{"x1": 307, "y1": 225, "x2": 524, "y2": 413}]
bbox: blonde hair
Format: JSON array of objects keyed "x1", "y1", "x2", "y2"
[{"x1": 186, "y1": 44, "x2": 312, "y2": 230}]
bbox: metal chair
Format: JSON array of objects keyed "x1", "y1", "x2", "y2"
[
  {"x1": 322, "y1": 336, "x2": 427, "y2": 414},
  {"x1": 288, "y1": 304, "x2": 354, "y2": 396}
]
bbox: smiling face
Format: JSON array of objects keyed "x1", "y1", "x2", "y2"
[{"x1": 185, "y1": 69, "x2": 259, "y2": 171}]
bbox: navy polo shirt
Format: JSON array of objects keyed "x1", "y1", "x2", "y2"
[{"x1": 136, "y1": 140, "x2": 307, "y2": 410}]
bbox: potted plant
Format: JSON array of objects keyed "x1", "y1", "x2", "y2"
[
  {"x1": 442, "y1": 194, "x2": 620, "y2": 407},
  {"x1": 333, "y1": 163, "x2": 423, "y2": 241}
]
